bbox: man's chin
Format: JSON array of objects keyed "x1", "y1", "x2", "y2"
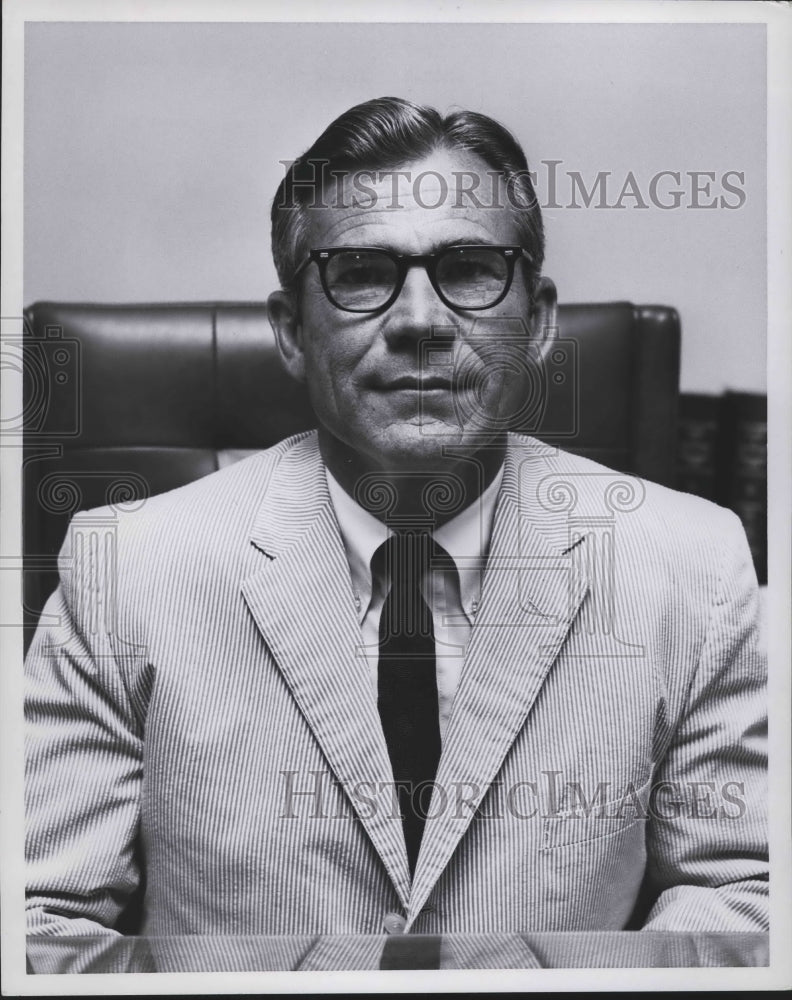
[{"x1": 372, "y1": 421, "x2": 504, "y2": 471}]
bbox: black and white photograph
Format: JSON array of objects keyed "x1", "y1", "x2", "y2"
[{"x1": 1, "y1": 0, "x2": 790, "y2": 993}]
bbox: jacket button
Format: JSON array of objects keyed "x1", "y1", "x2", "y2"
[{"x1": 383, "y1": 912, "x2": 406, "y2": 934}]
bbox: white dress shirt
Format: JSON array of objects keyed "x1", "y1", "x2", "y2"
[{"x1": 326, "y1": 467, "x2": 503, "y2": 742}]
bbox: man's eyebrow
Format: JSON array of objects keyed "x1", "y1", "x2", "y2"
[
  {"x1": 429, "y1": 238, "x2": 499, "y2": 251},
  {"x1": 327, "y1": 238, "x2": 503, "y2": 254}
]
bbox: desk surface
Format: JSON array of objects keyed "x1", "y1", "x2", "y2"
[{"x1": 27, "y1": 931, "x2": 769, "y2": 973}]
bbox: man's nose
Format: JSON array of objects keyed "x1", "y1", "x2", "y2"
[{"x1": 382, "y1": 264, "x2": 455, "y2": 347}]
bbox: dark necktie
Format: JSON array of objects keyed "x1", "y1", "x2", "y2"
[{"x1": 376, "y1": 530, "x2": 442, "y2": 878}]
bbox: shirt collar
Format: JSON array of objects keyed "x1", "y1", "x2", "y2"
[
  {"x1": 326, "y1": 465, "x2": 504, "y2": 621},
  {"x1": 326, "y1": 471, "x2": 389, "y2": 615}
]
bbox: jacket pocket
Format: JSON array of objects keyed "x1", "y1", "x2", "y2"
[{"x1": 540, "y1": 776, "x2": 652, "y2": 851}]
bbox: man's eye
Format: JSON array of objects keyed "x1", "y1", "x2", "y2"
[
  {"x1": 328, "y1": 256, "x2": 394, "y2": 287},
  {"x1": 335, "y1": 265, "x2": 386, "y2": 285},
  {"x1": 442, "y1": 257, "x2": 502, "y2": 284},
  {"x1": 446, "y1": 260, "x2": 493, "y2": 280}
]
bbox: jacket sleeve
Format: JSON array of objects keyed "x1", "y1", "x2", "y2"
[
  {"x1": 25, "y1": 513, "x2": 144, "y2": 936},
  {"x1": 640, "y1": 509, "x2": 768, "y2": 931}
]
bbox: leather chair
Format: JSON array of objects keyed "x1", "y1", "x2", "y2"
[{"x1": 22, "y1": 300, "x2": 680, "y2": 649}]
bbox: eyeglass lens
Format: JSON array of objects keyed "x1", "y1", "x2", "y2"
[{"x1": 323, "y1": 247, "x2": 511, "y2": 310}]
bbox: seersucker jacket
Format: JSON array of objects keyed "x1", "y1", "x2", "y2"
[{"x1": 25, "y1": 432, "x2": 768, "y2": 937}]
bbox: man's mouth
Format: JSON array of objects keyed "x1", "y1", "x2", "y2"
[{"x1": 376, "y1": 375, "x2": 454, "y2": 392}]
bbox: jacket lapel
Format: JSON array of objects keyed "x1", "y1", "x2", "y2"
[
  {"x1": 241, "y1": 435, "x2": 412, "y2": 907},
  {"x1": 407, "y1": 440, "x2": 591, "y2": 924}
]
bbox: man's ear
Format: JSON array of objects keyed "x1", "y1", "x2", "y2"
[
  {"x1": 267, "y1": 290, "x2": 306, "y2": 382},
  {"x1": 529, "y1": 276, "x2": 558, "y2": 362}
]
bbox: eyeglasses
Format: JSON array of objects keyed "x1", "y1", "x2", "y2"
[{"x1": 291, "y1": 244, "x2": 532, "y2": 313}]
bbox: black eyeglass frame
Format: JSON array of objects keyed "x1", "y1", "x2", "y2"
[{"x1": 291, "y1": 244, "x2": 533, "y2": 313}]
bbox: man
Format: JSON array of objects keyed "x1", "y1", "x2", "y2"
[{"x1": 25, "y1": 97, "x2": 767, "y2": 942}]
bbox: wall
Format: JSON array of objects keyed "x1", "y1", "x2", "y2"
[{"x1": 24, "y1": 21, "x2": 766, "y2": 393}]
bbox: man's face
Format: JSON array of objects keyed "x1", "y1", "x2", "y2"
[{"x1": 270, "y1": 147, "x2": 555, "y2": 477}]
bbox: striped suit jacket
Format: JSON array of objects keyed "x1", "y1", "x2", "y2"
[{"x1": 25, "y1": 432, "x2": 768, "y2": 936}]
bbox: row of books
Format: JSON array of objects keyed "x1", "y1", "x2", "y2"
[{"x1": 676, "y1": 392, "x2": 767, "y2": 585}]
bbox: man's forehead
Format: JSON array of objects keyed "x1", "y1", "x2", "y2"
[
  {"x1": 305, "y1": 147, "x2": 518, "y2": 248},
  {"x1": 332, "y1": 147, "x2": 508, "y2": 206}
]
